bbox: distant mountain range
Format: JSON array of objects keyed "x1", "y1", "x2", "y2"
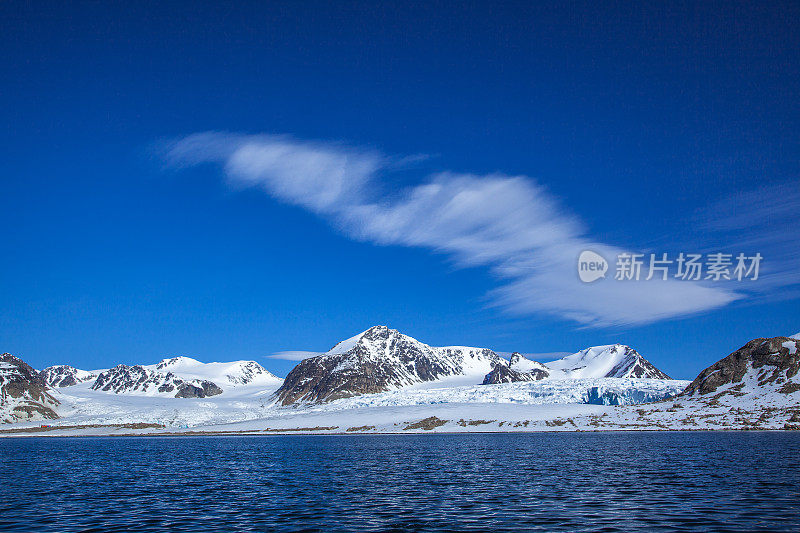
[
  {"x1": 275, "y1": 326, "x2": 670, "y2": 404},
  {"x1": 1, "y1": 327, "x2": 799, "y2": 427},
  {"x1": 275, "y1": 325, "x2": 502, "y2": 404},
  {"x1": 89, "y1": 357, "x2": 281, "y2": 397}
]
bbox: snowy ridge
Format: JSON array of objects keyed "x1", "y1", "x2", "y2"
[
  {"x1": 483, "y1": 352, "x2": 550, "y2": 384},
  {"x1": 90, "y1": 358, "x2": 281, "y2": 397},
  {"x1": 509, "y1": 352, "x2": 549, "y2": 373},
  {"x1": 545, "y1": 344, "x2": 669, "y2": 379},
  {"x1": 276, "y1": 327, "x2": 673, "y2": 404},
  {"x1": 275, "y1": 326, "x2": 501, "y2": 404},
  {"x1": 40, "y1": 365, "x2": 98, "y2": 388},
  {"x1": 154, "y1": 357, "x2": 281, "y2": 388},
  {"x1": 91, "y1": 365, "x2": 212, "y2": 397}
]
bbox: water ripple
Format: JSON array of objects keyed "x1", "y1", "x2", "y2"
[{"x1": 1, "y1": 432, "x2": 799, "y2": 532}]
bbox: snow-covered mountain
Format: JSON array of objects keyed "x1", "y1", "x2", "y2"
[
  {"x1": 154, "y1": 357, "x2": 280, "y2": 387},
  {"x1": 275, "y1": 325, "x2": 501, "y2": 405},
  {"x1": 275, "y1": 328, "x2": 672, "y2": 404},
  {"x1": 483, "y1": 346, "x2": 668, "y2": 384},
  {"x1": 40, "y1": 365, "x2": 98, "y2": 388},
  {"x1": 91, "y1": 357, "x2": 281, "y2": 397},
  {"x1": 546, "y1": 345, "x2": 670, "y2": 379},
  {"x1": 4, "y1": 330, "x2": 799, "y2": 433},
  {"x1": 91, "y1": 364, "x2": 220, "y2": 397},
  {"x1": 483, "y1": 352, "x2": 549, "y2": 384},
  {"x1": 509, "y1": 352, "x2": 550, "y2": 374},
  {"x1": 1, "y1": 353, "x2": 60, "y2": 423},
  {"x1": 683, "y1": 336, "x2": 799, "y2": 398}
]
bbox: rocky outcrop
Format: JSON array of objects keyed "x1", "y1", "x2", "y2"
[
  {"x1": 91, "y1": 364, "x2": 223, "y2": 398},
  {"x1": 606, "y1": 349, "x2": 670, "y2": 379},
  {"x1": 0, "y1": 353, "x2": 60, "y2": 423},
  {"x1": 92, "y1": 364, "x2": 165, "y2": 394},
  {"x1": 683, "y1": 336, "x2": 800, "y2": 396},
  {"x1": 482, "y1": 353, "x2": 549, "y2": 384},
  {"x1": 275, "y1": 325, "x2": 501, "y2": 405},
  {"x1": 40, "y1": 365, "x2": 97, "y2": 387},
  {"x1": 483, "y1": 346, "x2": 668, "y2": 384},
  {"x1": 483, "y1": 363, "x2": 546, "y2": 384},
  {"x1": 175, "y1": 380, "x2": 224, "y2": 398}
]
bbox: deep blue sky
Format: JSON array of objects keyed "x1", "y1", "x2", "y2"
[{"x1": 1, "y1": 1, "x2": 798, "y2": 379}]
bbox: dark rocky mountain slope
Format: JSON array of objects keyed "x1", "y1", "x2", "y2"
[
  {"x1": 0, "y1": 353, "x2": 60, "y2": 423},
  {"x1": 276, "y1": 326, "x2": 501, "y2": 405},
  {"x1": 91, "y1": 364, "x2": 224, "y2": 398},
  {"x1": 683, "y1": 336, "x2": 800, "y2": 396},
  {"x1": 483, "y1": 352, "x2": 549, "y2": 384}
]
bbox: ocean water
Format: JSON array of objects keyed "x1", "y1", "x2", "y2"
[{"x1": 1, "y1": 432, "x2": 799, "y2": 532}]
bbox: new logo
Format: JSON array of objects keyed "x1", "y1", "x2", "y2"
[{"x1": 578, "y1": 250, "x2": 608, "y2": 283}]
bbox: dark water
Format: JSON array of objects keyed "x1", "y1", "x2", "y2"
[{"x1": 1, "y1": 433, "x2": 799, "y2": 532}]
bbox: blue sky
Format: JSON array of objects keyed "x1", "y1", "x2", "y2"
[{"x1": 1, "y1": 2, "x2": 798, "y2": 379}]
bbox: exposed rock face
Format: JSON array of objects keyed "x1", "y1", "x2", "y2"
[
  {"x1": 684, "y1": 336, "x2": 800, "y2": 396},
  {"x1": 483, "y1": 353, "x2": 549, "y2": 384},
  {"x1": 483, "y1": 346, "x2": 668, "y2": 384},
  {"x1": 175, "y1": 380, "x2": 224, "y2": 398},
  {"x1": 483, "y1": 364, "x2": 545, "y2": 384},
  {"x1": 606, "y1": 348, "x2": 670, "y2": 379},
  {"x1": 547, "y1": 344, "x2": 670, "y2": 379},
  {"x1": 91, "y1": 365, "x2": 223, "y2": 398},
  {"x1": 92, "y1": 364, "x2": 166, "y2": 394},
  {"x1": 275, "y1": 325, "x2": 501, "y2": 405},
  {"x1": 40, "y1": 365, "x2": 97, "y2": 388},
  {"x1": 0, "y1": 353, "x2": 60, "y2": 423}
]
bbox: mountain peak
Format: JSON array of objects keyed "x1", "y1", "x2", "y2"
[
  {"x1": 546, "y1": 344, "x2": 669, "y2": 379},
  {"x1": 0, "y1": 353, "x2": 60, "y2": 423},
  {"x1": 483, "y1": 351, "x2": 550, "y2": 384},
  {"x1": 155, "y1": 356, "x2": 203, "y2": 370},
  {"x1": 684, "y1": 336, "x2": 800, "y2": 396},
  {"x1": 40, "y1": 365, "x2": 97, "y2": 388},
  {"x1": 276, "y1": 327, "x2": 499, "y2": 404},
  {"x1": 326, "y1": 325, "x2": 401, "y2": 355},
  {"x1": 353, "y1": 325, "x2": 391, "y2": 335}
]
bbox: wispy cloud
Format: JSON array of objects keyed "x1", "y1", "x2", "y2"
[
  {"x1": 694, "y1": 182, "x2": 800, "y2": 295},
  {"x1": 267, "y1": 350, "x2": 321, "y2": 361},
  {"x1": 164, "y1": 132, "x2": 741, "y2": 327}
]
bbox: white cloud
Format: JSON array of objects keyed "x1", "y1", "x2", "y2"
[
  {"x1": 267, "y1": 350, "x2": 321, "y2": 361},
  {"x1": 164, "y1": 132, "x2": 382, "y2": 213},
  {"x1": 165, "y1": 132, "x2": 740, "y2": 327}
]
